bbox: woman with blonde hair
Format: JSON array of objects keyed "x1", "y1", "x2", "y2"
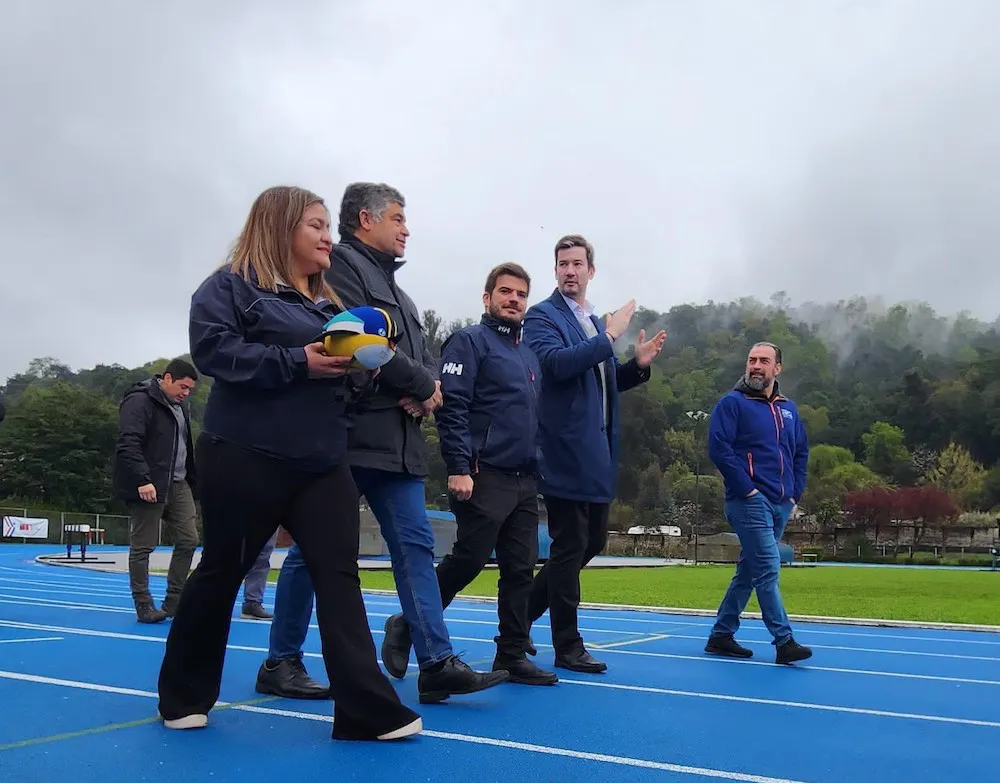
[{"x1": 156, "y1": 185, "x2": 422, "y2": 741}]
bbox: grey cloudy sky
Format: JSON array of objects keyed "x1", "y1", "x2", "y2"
[{"x1": 3, "y1": 0, "x2": 999, "y2": 381}]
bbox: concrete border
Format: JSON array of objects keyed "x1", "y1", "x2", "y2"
[{"x1": 33, "y1": 555, "x2": 1000, "y2": 635}]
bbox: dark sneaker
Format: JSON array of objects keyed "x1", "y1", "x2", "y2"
[
  {"x1": 705, "y1": 635, "x2": 753, "y2": 659},
  {"x1": 493, "y1": 654, "x2": 558, "y2": 685},
  {"x1": 417, "y1": 655, "x2": 510, "y2": 704},
  {"x1": 776, "y1": 638, "x2": 813, "y2": 665},
  {"x1": 381, "y1": 613, "x2": 411, "y2": 680},
  {"x1": 255, "y1": 657, "x2": 330, "y2": 700},
  {"x1": 136, "y1": 602, "x2": 167, "y2": 624},
  {"x1": 241, "y1": 601, "x2": 273, "y2": 620}
]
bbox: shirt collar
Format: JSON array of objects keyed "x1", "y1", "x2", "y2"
[{"x1": 561, "y1": 293, "x2": 595, "y2": 318}]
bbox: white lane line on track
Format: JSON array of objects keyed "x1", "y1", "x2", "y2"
[
  {"x1": 558, "y1": 678, "x2": 1000, "y2": 729},
  {"x1": 3, "y1": 617, "x2": 999, "y2": 689},
  {"x1": 0, "y1": 636, "x2": 63, "y2": 645},
  {"x1": 0, "y1": 668, "x2": 816, "y2": 783}
]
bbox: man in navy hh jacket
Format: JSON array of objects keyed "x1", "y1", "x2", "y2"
[
  {"x1": 433, "y1": 262, "x2": 558, "y2": 687},
  {"x1": 523, "y1": 234, "x2": 665, "y2": 673},
  {"x1": 705, "y1": 341, "x2": 813, "y2": 665}
]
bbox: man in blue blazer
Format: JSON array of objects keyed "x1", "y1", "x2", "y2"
[{"x1": 522, "y1": 234, "x2": 665, "y2": 673}]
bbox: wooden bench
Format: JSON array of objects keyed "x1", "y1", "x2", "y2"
[{"x1": 799, "y1": 552, "x2": 819, "y2": 563}]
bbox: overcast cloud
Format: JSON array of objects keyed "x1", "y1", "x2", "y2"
[{"x1": 2, "y1": 0, "x2": 999, "y2": 380}]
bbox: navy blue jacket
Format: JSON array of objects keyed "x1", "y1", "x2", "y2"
[
  {"x1": 523, "y1": 290, "x2": 650, "y2": 503},
  {"x1": 435, "y1": 314, "x2": 541, "y2": 475},
  {"x1": 708, "y1": 378, "x2": 809, "y2": 505},
  {"x1": 189, "y1": 268, "x2": 358, "y2": 472}
]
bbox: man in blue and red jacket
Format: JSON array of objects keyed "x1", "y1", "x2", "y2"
[
  {"x1": 706, "y1": 341, "x2": 813, "y2": 664},
  {"x1": 433, "y1": 262, "x2": 557, "y2": 687}
]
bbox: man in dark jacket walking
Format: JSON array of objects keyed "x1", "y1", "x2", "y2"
[
  {"x1": 705, "y1": 341, "x2": 813, "y2": 664},
  {"x1": 255, "y1": 183, "x2": 507, "y2": 705},
  {"x1": 522, "y1": 234, "x2": 665, "y2": 674},
  {"x1": 433, "y1": 262, "x2": 557, "y2": 686},
  {"x1": 113, "y1": 358, "x2": 200, "y2": 623}
]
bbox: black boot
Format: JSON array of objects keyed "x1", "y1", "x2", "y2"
[
  {"x1": 136, "y1": 601, "x2": 166, "y2": 624},
  {"x1": 705, "y1": 635, "x2": 753, "y2": 659},
  {"x1": 417, "y1": 656, "x2": 510, "y2": 704},
  {"x1": 776, "y1": 638, "x2": 813, "y2": 665},
  {"x1": 493, "y1": 653, "x2": 558, "y2": 685},
  {"x1": 255, "y1": 657, "x2": 330, "y2": 699}
]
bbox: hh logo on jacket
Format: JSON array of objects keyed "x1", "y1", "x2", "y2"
[{"x1": 442, "y1": 362, "x2": 464, "y2": 376}]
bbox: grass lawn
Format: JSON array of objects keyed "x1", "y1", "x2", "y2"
[{"x1": 265, "y1": 564, "x2": 1000, "y2": 626}]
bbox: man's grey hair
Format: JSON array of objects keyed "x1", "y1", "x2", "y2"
[{"x1": 338, "y1": 182, "x2": 406, "y2": 237}]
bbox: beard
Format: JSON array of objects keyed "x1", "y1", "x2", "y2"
[
  {"x1": 744, "y1": 372, "x2": 768, "y2": 391},
  {"x1": 488, "y1": 304, "x2": 523, "y2": 327}
]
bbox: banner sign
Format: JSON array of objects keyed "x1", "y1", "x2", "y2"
[{"x1": 2, "y1": 516, "x2": 49, "y2": 539}]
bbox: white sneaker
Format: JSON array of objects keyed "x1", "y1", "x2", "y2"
[
  {"x1": 377, "y1": 717, "x2": 422, "y2": 740},
  {"x1": 162, "y1": 713, "x2": 208, "y2": 730}
]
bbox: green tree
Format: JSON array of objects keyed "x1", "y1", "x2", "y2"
[
  {"x1": 862, "y1": 421, "x2": 914, "y2": 484},
  {"x1": 0, "y1": 382, "x2": 118, "y2": 510},
  {"x1": 927, "y1": 442, "x2": 987, "y2": 510}
]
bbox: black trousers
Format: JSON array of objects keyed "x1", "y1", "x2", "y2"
[
  {"x1": 527, "y1": 496, "x2": 609, "y2": 654},
  {"x1": 157, "y1": 434, "x2": 417, "y2": 740},
  {"x1": 436, "y1": 468, "x2": 539, "y2": 657}
]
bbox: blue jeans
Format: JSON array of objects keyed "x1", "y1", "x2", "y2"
[
  {"x1": 353, "y1": 467, "x2": 453, "y2": 668},
  {"x1": 266, "y1": 467, "x2": 453, "y2": 668},
  {"x1": 710, "y1": 493, "x2": 794, "y2": 646},
  {"x1": 242, "y1": 530, "x2": 277, "y2": 604},
  {"x1": 267, "y1": 543, "x2": 315, "y2": 660}
]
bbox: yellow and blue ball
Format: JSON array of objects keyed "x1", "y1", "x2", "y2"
[{"x1": 321, "y1": 306, "x2": 399, "y2": 370}]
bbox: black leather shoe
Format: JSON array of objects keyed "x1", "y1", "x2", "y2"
[
  {"x1": 381, "y1": 613, "x2": 411, "y2": 680},
  {"x1": 526, "y1": 635, "x2": 537, "y2": 656},
  {"x1": 493, "y1": 654, "x2": 558, "y2": 685},
  {"x1": 417, "y1": 656, "x2": 510, "y2": 704},
  {"x1": 554, "y1": 648, "x2": 607, "y2": 673},
  {"x1": 255, "y1": 657, "x2": 330, "y2": 700}
]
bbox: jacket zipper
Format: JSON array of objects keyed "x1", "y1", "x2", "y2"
[
  {"x1": 768, "y1": 401, "x2": 785, "y2": 501},
  {"x1": 747, "y1": 452, "x2": 754, "y2": 478}
]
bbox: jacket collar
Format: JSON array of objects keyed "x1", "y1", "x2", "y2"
[
  {"x1": 734, "y1": 375, "x2": 786, "y2": 402},
  {"x1": 548, "y1": 289, "x2": 591, "y2": 341},
  {"x1": 481, "y1": 313, "x2": 522, "y2": 342}
]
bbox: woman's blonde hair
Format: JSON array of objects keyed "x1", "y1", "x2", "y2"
[{"x1": 226, "y1": 185, "x2": 343, "y2": 308}]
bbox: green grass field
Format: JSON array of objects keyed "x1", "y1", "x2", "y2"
[{"x1": 265, "y1": 564, "x2": 1000, "y2": 626}]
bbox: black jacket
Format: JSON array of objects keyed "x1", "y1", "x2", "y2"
[
  {"x1": 435, "y1": 315, "x2": 541, "y2": 475},
  {"x1": 112, "y1": 376, "x2": 197, "y2": 504},
  {"x1": 188, "y1": 268, "x2": 362, "y2": 473},
  {"x1": 326, "y1": 237, "x2": 438, "y2": 476}
]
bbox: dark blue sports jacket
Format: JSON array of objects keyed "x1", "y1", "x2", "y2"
[
  {"x1": 435, "y1": 314, "x2": 541, "y2": 475},
  {"x1": 708, "y1": 378, "x2": 809, "y2": 505},
  {"x1": 189, "y1": 268, "x2": 358, "y2": 472}
]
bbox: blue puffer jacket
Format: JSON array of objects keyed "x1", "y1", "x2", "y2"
[{"x1": 707, "y1": 378, "x2": 809, "y2": 505}]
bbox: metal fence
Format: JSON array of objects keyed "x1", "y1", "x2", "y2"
[{"x1": 0, "y1": 506, "x2": 132, "y2": 546}]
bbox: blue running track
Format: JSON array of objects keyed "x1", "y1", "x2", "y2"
[{"x1": 0, "y1": 544, "x2": 997, "y2": 782}]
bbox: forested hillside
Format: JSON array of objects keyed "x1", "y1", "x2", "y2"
[{"x1": 2, "y1": 293, "x2": 998, "y2": 538}]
